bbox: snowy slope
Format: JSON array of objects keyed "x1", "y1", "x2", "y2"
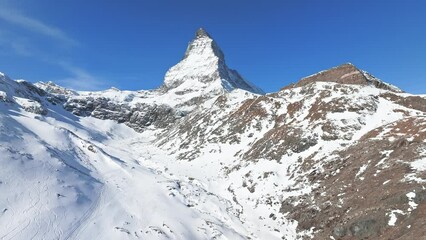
[
  {"x1": 0, "y1": 64, "x2": 426, "y2": 239},
  {"x1": 3, "y1": 68, "x2": 425, "y2": 239},
  {"x1": 0, "y1": 74, "x2": 252, "y2": 240}
]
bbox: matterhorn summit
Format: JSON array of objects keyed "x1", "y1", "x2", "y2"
[{"x1": 162, "y1": 28, "x2": 264, "y2": 96}]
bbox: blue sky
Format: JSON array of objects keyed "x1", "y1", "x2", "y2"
[{"x1": 0, "y1": 0, "x2": 425, "y2": 93}]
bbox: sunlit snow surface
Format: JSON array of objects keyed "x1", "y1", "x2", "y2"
[
  {"x1": 0, "y1": 74, "x2": 310, "y2": 239},
  {"x1": 0, "y1": 103, "x2": 251, "y2": 239}
]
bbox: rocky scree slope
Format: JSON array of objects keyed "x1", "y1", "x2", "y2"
[{"x1": 2, "y1": 28, "x2": 426, "y2": 239}]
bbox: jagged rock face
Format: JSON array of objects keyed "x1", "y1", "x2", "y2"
[
  {"x1": 183, "y1": 28, "x2": 225, "y2": 61},
  {"x1": 155, "y1": 62, "x2": 419, "y2": 162},
  {"x1": 284, "y1": 63, "x2": 403, "y2": 93},
  {"x1": 35, "y1": 81, "x2": 77, "y2": 96},
  {"x1": 63, "y1": 96, "x2": 179, "y2": 132}
]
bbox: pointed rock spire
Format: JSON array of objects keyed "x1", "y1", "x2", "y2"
[
  {"x1": 195, "y1": 28, "x2": 211, "y2": 39},
  {"x1": 161, "y1": 28, "x2": 264, "y2": 96},
  {"x1": 183, "y1": 28, "x2": 224, "y2": 60}
]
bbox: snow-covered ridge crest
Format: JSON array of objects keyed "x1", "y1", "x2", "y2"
[
  {"x1": 35, "y1": 81, "x2": 78, "y2": 96},
  {"x1": 282, "y1": 63, "x2": 403, "y2": 93},
  {"x1": 0, "y1": 72, "x2": 57, "y2": 115}
]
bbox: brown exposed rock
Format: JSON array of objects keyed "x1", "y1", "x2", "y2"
[
  {"x1": 361, "y1": 116, "x2": 426, "y2": 142},
  {"x1": 287, "y1": 101, "x2": 304, "y2": 118},
  {"x1": 244, "y1": 125, "x2": 318, "y2": 161},
  {"x1": 381, "y1": 93, "x2": 426, "y2": 113},
  {"x1": 213, "y1": 96, "x2": 277, "y2": 145},
  {"x1": 297, "y1": 63, "x2": 368, "y2": 87},
  {"x1": 281, "y1": 63, "x2": 402, "y2": 92}
]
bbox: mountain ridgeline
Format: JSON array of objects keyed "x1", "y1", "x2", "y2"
[{"x1": 0, "y1": 28, "x2": 425, "y2": 239}]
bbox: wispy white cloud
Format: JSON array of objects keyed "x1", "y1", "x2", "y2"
[
  {"x1": 0, "y1": 30, "x2": 34, "y2": 56},
  {"x1": 0, "y1": 6, "x2": 78, "y2": 46},
  {"x1": 0, "y1": 4, "x2": 111, "y2": 91},
  {"x1": 55, "y1": 62, "x2": 112, "y2": 91}
]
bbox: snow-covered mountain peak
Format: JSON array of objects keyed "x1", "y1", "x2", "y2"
[
  {"x1": 182, "y1": 27, "x2": 224, "y2": 61},
  {"x1": 31, "y1": 29, "x2": 263, "y2": 116},
  {"x1": 162, "y1": 28, "x2": 263, "y2": 96},
  {"x1": 195, "y1": 27, "x2": 211, "y2": 38}
]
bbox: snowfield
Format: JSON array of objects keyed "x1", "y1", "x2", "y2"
[{"x1": 0, "y1": 104, "x2": 252, "y2": 239}]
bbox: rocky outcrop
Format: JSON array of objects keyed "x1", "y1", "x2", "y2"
[
  {"x1": 64, "y1": 97, "x2": 180, "y2": 132},
  {"x1": 380, "y1": 92, "x2": 426, "y2": 112},
  {"x1": 35, "y1": 81, "x2": 77, "y2": 96},
  {"x1": 0, "y1": 73, "x2": 54, "y2": 115}
]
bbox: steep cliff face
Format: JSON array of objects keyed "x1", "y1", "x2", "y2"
[{"x1": 1, "y1": 29, "x2": 425, "y2": 240}]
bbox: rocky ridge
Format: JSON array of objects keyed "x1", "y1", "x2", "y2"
[{"x1": 283, "y1": 63, "x2": 402, "y2": 93}]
